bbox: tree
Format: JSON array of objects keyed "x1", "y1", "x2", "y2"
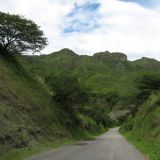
[
  {"x1": 45, "y1": 72, "x2": 88, "y2": 105},
  {"x1": 0, "y1": 12, "x2": 47, "y2": 55},
  {"x1": 136, "y1": 73, "x2": 160, "y2": 100},
  {"x1": 45, "y1": 72, "x2": 89, "y2": 128},
  {"x1": 137, "y1": 73, "x2": 160, "y2": 91}
]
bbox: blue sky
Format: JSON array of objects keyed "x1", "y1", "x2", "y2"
[
  {"x1": 63, "y1": 2, "x2": 101, "y2": 33},
  {"x1": 119, "y1": 0, "x2": 156, "y2": 7},
  {"x1": 0, "y1": 0, "x2": 160, "y2": 60}
]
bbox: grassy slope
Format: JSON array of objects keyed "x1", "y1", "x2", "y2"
[
  {"x1": 121, "y1": 93, "x2": 160, "y2": 160},
  {"x1": 0, "y1": 54, "x2": 74, "y2": 160},
  {"x1": 0, "y1": 53, "x2": 106, "y2": 160}
]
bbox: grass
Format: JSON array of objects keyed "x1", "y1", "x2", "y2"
[
  {"x1": 0, "y1": 129, "x2": 106, "y2": 160},
  {"x1": 121, "y1": 93, "x2": 160, "y2": 160},
  {"x1": 0, "y1": 54, "x2": 68, "y2": 159},
  {"x1": 123, "y1": 132, "x2": 160, "y2": 160},
  {"x1": 0, "y1": 137, "x2": 74, "y2": 160}
]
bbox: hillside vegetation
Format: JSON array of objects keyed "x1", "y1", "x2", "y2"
[
  {"x1": 0, "y1": 48, "x2": 160, "y2": 160},
  {"x1": 20, "y1": 48, "x2": 160, "y2": 160},
  {"x1": 0, "y1": 52, "x2": 108, "y2": 160},
  {"x1": 20, "y1": 49, "x2": 160, "y2": 120},
  {"x1": 122, "y1": 94, "x2": 160, "y2": 160},
  {"x1": 121, "y1": 73, "x2": 160, "y2": 160},
  {"x1": 0, "y1": 54, "x2": 73, "y2": 159},
  {"x1": 20, "y1": 49, "x2": 160, "y2": 95}
]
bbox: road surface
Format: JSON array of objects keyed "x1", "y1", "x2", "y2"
[{"x1": 27, "y1": 128, "x2": 145, "y2": 160}]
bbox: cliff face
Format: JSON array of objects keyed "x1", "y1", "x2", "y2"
[{"x1": 93, "y1": 51, "x2": 127, "y2": 61}]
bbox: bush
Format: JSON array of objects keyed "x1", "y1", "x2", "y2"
[
  {"x1": 78, "y1": 114, "x2": 97, "y2": 131},
  {"x1": 45, "y1": 72, "x2": 88, "y2": 105},
  {"x1": 121, "y1": 118, "x2": 134, "y2": 132},
  {"x1": 136, "y1": 73, "x2": 160, "y2": 101}
]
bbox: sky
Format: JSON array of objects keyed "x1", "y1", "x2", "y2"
[{"x1": 0, "y1": 0, "x2": 160, "y2": 60}]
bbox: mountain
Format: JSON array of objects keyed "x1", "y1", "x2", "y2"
[{"x1": 19, "y1": 49, "x2": 160, "y2": 96}]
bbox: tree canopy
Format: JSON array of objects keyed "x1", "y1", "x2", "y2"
[
  {"x1": 45, "y1": 72, "x2": 88, "y2": 105},
  {"x1": 135, "y1": 73, "x2": 160, "y2": 100},
  {"x1": 0, "y1": 12, "x2": 47, "y2": 54}
]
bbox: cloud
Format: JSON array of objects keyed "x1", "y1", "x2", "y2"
[
  {"x1": 0, "y1": 0, "x2": 160, "y2": 60},
  {"x1": 63, "y1": 2, "x2": 101, "y2": 33}
]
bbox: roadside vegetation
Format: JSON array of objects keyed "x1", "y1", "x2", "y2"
[{"x1": 121, "y1": 73, "x2": 160, "y2": 160}]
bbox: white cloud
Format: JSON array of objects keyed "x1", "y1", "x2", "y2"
[{"x1": 0, "y1": 0, "x2": 160, "y2": 60}]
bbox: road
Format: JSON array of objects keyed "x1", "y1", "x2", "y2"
[{"x1": 27, "y1": 128, "x2": 145, "y2": 160}]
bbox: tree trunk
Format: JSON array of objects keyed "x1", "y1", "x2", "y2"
[{"x1": 1, "y1": 43, "x2": 9, "y2": 55}]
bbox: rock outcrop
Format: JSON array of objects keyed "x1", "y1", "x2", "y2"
[{"x1": 93, "y1": 51, "x2": 127, "y2": 61}]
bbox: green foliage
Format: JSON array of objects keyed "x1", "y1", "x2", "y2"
[
  {"x1": 19, "y1": 49, "x2": 160, "y2": 127},
  {"x1": 78, "y1": 114, "x2": 98, "y2": 131},
  {"x1": 45, "y1": 72, "x2": 92, "y2": 130},
  {"x1": 121, "y1": 92, "x2": 160, "y2": 160},
  {"x1": 121, "y1": 118, "x2": 134, "y2": 132},
  {"x1": 45, "y1": 71, "x2": 113, "y2": 130},
  {"x1": 0, "y1": 51, "x2": 108, "y2": 160},
  {"x1": 0, "y1": 54, "x2": 72, "y2": 157},
  {"x1": 0, "y1": 12, "x2": 47, "y2": 54},
  {"x1": 121, "y1": 73, "x2": 160, "y2": 159},
  {"x1": 137, "y1": 73, "x2": 160, "y2": 91},
  {"x1": 136, "y1": 73, "x2": 160, "y2": 97},
  {"x1": 20, "y1": 49, "x2": 160, "y2": 99},
  {"x1": 45, "y1": 72, "x2": 88, "y2": 105},
  {"x1": 123, "y1": 132, "x2": 160, "y2": 160}
]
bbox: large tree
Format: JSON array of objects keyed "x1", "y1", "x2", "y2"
[{"x1": 0, "y1": 12, "x2": 47, "y2": 54}]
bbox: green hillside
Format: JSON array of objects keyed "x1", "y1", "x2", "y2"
[
  {"x1": 121, "y1": 94, "x2": 160, "y2": 160},
  {"x1": 19, "y1": 49, "x2": 160, "y2": 160},
  {"x1": 0, "y1": 54, "x2": 74, "y2": 159},
  {"x1": 20, "y1": 49, "x2": 160, "y2": 96},
  {"x1": 1, "y1": 48, "x2": 160, "y2": 160},
  {"x1": 0, "y1": 52, "x2": 108, "y2": 160},
  {"x1": 19, "y1": 48, "x2": 160, "y2": 115},
  {"x1": 121, "y1": 75, "x2": 160, "y2": 160}
]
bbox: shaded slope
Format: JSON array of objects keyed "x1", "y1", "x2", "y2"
[{"x1": 0, "y1": 54, "x2": 69, "y2": 156}]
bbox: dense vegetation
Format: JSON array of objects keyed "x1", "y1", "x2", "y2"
[
  {"x1": 0, "y1": 54, "x2": 72, "y2": 160},
  {"x1": 0, "y1": 47, "x2": 160, "y2": 160},
  {"x1": 20, "y1": 48, "x2": 160, "y2": 160},
  {"x1": 0, "y1": 52, "x2": 107, "y2": 160},
  {"x1": 121, "y1": 73, "x2": 160, "y2": 160}
]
